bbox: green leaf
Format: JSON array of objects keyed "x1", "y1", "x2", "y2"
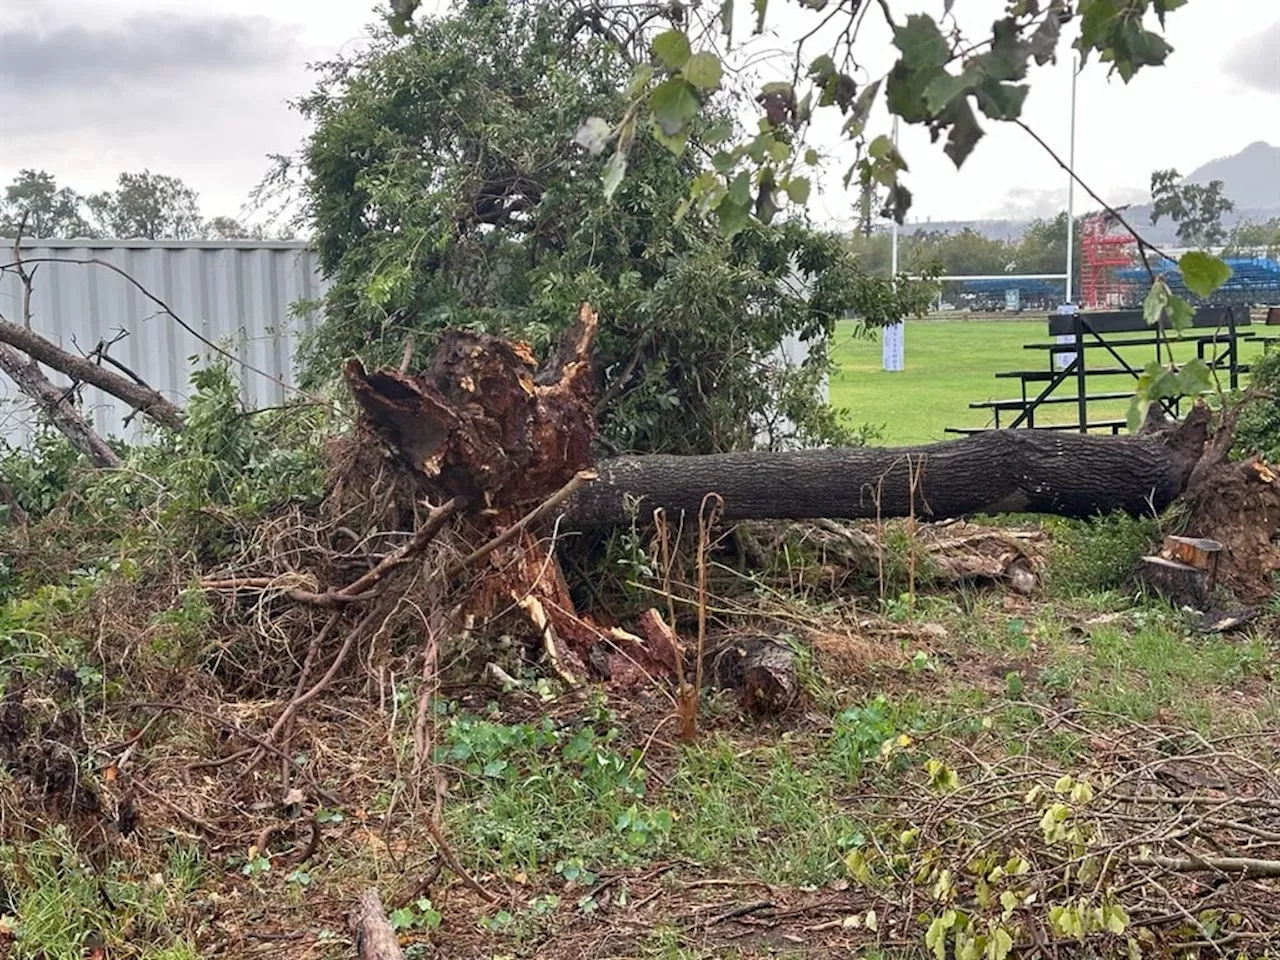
[
  {"x1": 652, "y1": 30, "x2": 692, "y2": 70},
  {"x1": 1167, "y1": 293, "x2": 1195, "y2": 332},
  {"x1": 924, "y1": 72, "x2": 972, "y2": 113},
  {"x1": 628, "y1": 63, "x2": 654, "y2": 98},
  {"x1": 1175, "y1": 358, "x2": 1213, "y2": 396},
  {"x1": 727, "y1": 171, "x2": 751, "y2": 207},
  {"x1": 925, "y1": 917, "x2": 950, "y2": 960},
  {"x1": 942, "y1": 98, "x2": 984, "y2": 167},
  {"x1": 804, "y1": 148, "x2": 820, "y2": 165},
  {"x1": 649, "y1": 78, "x2": 700, "y2": 136},
  {"x1": 712, "y1": 150, "x2": 735, "y2": 174},
  {"x1": 975, "y1": 81, "x2": 1029, "y2": 121},
  {"x1": 979, "y1": 18, "x2": 1031, "y2": 81},
  {"x1": 684, "y1": 52, "x2": 724, "y2": 90},
  {"x1": 1178, "y1": 251, "x2": 1232, "y2": 298},
  {"x1": 785, "y1": 176, "x2": 811, "y2": 205},
  {"x1": 715, "y1": 195, "x2": 752, "y2": 236},
  {"x1": 869, "y1": 135, "x2": 894, "y2": 160},
  {"x1": 704, "y1": 120, "x2": 734, "y2": 145},
  {"x1": 893, "y1": 14, "x2": 949, "y2": 70},
  {"x1": 389, "y1": 907, "x2": 415, "y2": 930},
  {"x1": 1103, "y1": 903, "x2": 1131, "y2": 935},
  {"x1": 1137, "y1": 360, "x2": 1179, "y2": 400},
  {"x1": 809, "y1": 54, "x2": 836, "y2": 78},
  {"x1": 1029, "y1": 13, "x2": 1062, "y2": 65},
  {"x1": 988, "y1": 927, "x2": 1014, "y2": 960},
  {"x1": 1143, "y1": 277, "x2": 1170, "y2": 327},
  {"x1": 602, "y1": 151, "x2": 627, "y2": 201},
  {"x1": 650, "y1": 119, "x2": 689, "y2": 157}
]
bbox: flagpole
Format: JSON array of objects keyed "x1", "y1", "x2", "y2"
[
  {"x1": 883, "y1": 116, "x2": 904, "y2": 372},
  {"x1": 1065, "y1": 56, "x2": 1077, "y2": 305}
]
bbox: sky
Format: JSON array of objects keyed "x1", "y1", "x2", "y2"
[{"x1": 0, "y1": 0, "x2": 1277, "y2": 228}]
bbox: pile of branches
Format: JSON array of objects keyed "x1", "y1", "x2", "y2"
[{"x1": 843, "y1": 707, "x2": 1280, "y2": 955}]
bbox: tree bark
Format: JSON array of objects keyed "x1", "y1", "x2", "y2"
[
  {"x1": 564, "y1": 410, "x2": 1210, "y2": 527},
  {"x1": 0, "y1": 315, "x2": 184, "y2": 432},
  {"x1": 0, "y1": 344, "x2": 122, "y2": 468},
  {"x1": 349, "y1": 889, "x2": 405, "y2": 960}
]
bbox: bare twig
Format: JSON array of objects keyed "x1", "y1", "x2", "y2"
[{"x1": 1131, "y1": 853, "x2": 1280, "y2": 878}]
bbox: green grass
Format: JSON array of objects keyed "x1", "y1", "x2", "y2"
[
  {"x1": 0, "y1": 829, "x2": 207, "y2": 960},
  {"x1": 829, "y1": 317, "x2": 1263, "y2": 446}
]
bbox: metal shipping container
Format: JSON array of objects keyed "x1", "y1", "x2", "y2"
[{"x1": 0, "y1": 239, "x2": 327, "y2": 446}]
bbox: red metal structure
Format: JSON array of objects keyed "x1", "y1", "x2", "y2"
[{"x1": 1080, "y1": 212, "x2": 1137, "y2": 309}]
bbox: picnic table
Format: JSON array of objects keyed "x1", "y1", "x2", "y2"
[{"x1": 946, "y1": 305, "x2": 1264, "y2": 436}]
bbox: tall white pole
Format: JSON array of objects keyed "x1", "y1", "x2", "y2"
[
  {"x1": 1065, "y1": 56, "x2": 1077, "y2": 305},
  {"x1": 890, "y1": 116, "x2": 899, "y2": 279},
  {"x1": 883, "y1": 116, "x2": 904, "y2": 372}
]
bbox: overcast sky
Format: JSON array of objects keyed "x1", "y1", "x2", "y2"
[{"x1": 1, "y1": 0, "x2": 1277, "y2": 228}]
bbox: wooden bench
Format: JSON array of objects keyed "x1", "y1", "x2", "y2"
[{"x1": 945, "y1": 419, "x2": 1127, "y2": 436}]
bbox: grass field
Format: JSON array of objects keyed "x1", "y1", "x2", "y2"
[{"x1": 828, "y1": 317, "x2": 1264, "y2": 446}]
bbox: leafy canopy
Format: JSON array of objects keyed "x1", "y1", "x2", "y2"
[
  {"x1": 386, "y1": 0, "x2": 1192, "y2": 231},
  {"x1": 297, "y1": 0, "x2": 932, "y2": 455}
]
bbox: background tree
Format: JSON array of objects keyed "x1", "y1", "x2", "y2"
[
  {"x1": 0, "y1": 169, "x2": 95, "y2": 238},
  {"x1": 297, "y1": 0, "x2": 932, "y2": 456},
  {"x1": 1225, "y1": 218, "x2": 1280, "y2": 258},
  {"x1": 1149, "y1": 168, "x2": 1234, "y2": 247},
  {"x1": 87, "y1": 170, "x2": 204, "y2": 240}
]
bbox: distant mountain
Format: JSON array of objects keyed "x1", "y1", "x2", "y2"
[{"x1": 1183, "y1": 141, "x2": 1280, "y2": 210}]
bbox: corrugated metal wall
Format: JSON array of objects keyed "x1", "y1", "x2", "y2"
[{"x1": 0, "y1": 240, "x2": 327, "y2": 446}]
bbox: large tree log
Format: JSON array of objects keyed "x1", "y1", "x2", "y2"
[{"x1": 563, "y1": 409, "x2": 1210, "y2": 527}]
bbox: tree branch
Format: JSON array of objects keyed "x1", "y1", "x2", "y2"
[
  {"x1": 0, "y1": 315, "x2": 185, "y2": 432},
  {"x1": 0, "y1": 343, "x2": 122, "y2": 468}
]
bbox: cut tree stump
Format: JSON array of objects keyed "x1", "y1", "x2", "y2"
[
  {"x1": 1162, "y1": 535, "x2": 1221, "y2": 588},
  {"x1": 1138, "y1": 556, "x2": 1212, "y2": 610},
  {"x1": 349, "y1": 889, "x2": 405, "y2": 960}
]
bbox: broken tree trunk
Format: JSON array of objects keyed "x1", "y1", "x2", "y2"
[
  {"x1": 564, "y1": 407, "x2": 1211, "y2": 526},
  {"x1": 349, "y1": 889, "x2": 405, "y2": 960},
  {"x1": 1138, "y1": 556, "x2": 1212, "y2": 610},
  {"x1": 345, "y1": 309, "x2": 1276, "y2": 621},
  {"x1": 0, "y1": 343, "x2": 121, "y2": 468},
  {"x1": 0, "y1": 316, "x2": 184, "y2": 432}
]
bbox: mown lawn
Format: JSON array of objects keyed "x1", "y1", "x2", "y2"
[{"x1": 828, "y1": 317, "x2": 1264, "y2": 446}]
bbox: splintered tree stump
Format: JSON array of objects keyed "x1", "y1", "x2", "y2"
[
  {"x1": 1138, "y1": 556, "x2": 1212, "y2": 611},
  {"x1": 1162, "y1": 535, "x2": 1221, "y2": 589},
  {"x1": 708, "y1": 637, "x2": 799, "y2": 715},
  {"x1": 349, "y1": 889, "x2": 405, "y2": 960}
]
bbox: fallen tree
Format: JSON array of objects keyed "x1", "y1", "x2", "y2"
[{"x1": 343, "y1": 304, "x2": 1273, "y2": 604}]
